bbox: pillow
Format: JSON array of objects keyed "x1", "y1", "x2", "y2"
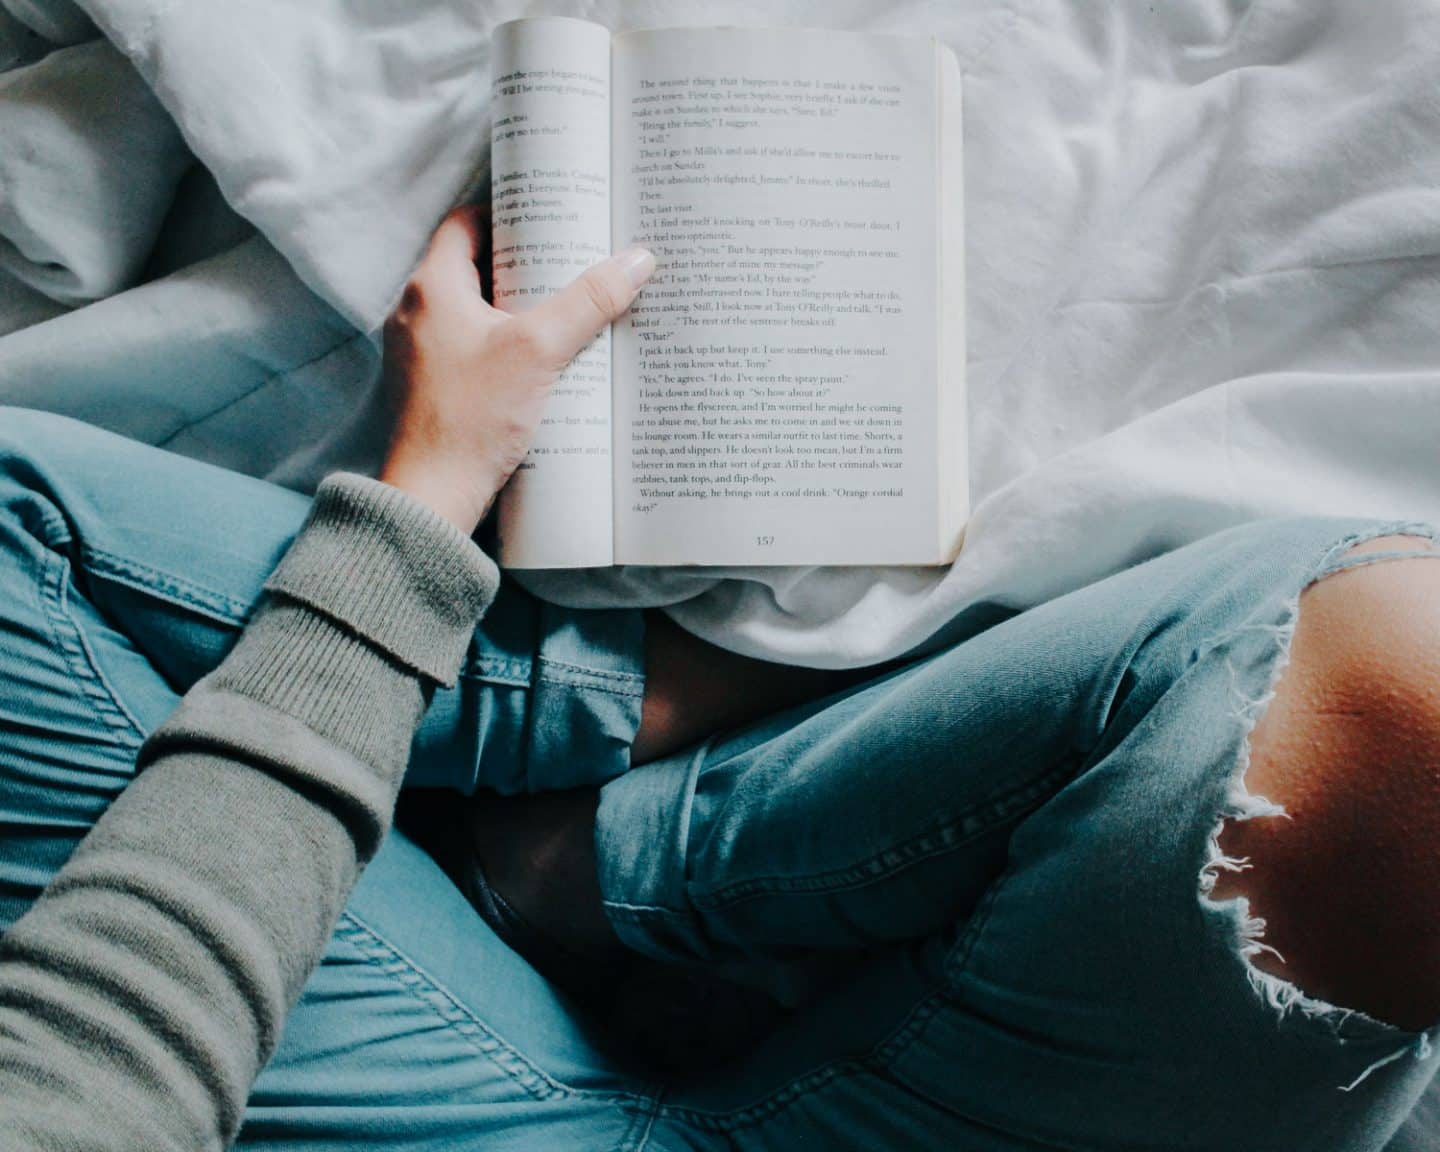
[{"x1": 0, "y1": 38, "x2": 190, "y2": 305}]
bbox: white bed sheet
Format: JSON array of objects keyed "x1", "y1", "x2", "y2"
[{"x1": 2, "y1": 0, "x2": 1439, "y2": 669}]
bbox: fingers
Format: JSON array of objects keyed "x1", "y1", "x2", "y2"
[
  {"x1": 519, "y1": 248, "x2": 655, "y2": 363},
  {"x1": 418, "y1": 205, "x2": 485, "y2": 298}
]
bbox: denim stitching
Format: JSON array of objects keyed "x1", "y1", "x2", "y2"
[
  {"x1": 535, "y1": 657, "x2": 647, "y2": 698},
  {"x1": 942, "y1": 869, "x2": 1010, "y2": 984},
  {"x1": 333, "y1": 916, "x2": 566, "y2": 1102},
  {"x1": 614, "y1": 1087, "x2": 666, "y2": 1152},
  {"x1": 79, "y1": 544, "x2": 254, "y2": 626},
  {"x1": 651, "y1": 983, "x2": 955, "y2": 1132},
  {"x1": 656, "y1": 1061, "x2": 867, "y2": 1132},
  {"x1": 686, "y1": 760, "x2": 1076, "y2": 909},
  {"x1": 539, "y1": 657, "x2": 645, "y2": 683},
  {"x1": 610, "y1": 721, "x2": 1055, "y2": 1128},
  {"x1": 461, "y1": 656, "x2": 646, "y2": 696},
  {"x1": 333, "y1": 912, "x2": 648, "y2": 1107},
  {"x1": 35, "y1": 548, "x2": 146, "y2": 748},
  {"x1": 621, "y1": 778, "x2": 1009, "y2": 1134}
]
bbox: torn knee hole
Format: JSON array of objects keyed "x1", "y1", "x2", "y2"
[
  {"x1": 1204, "y1": 529, "x2": 1440, "y2": 1034},
  {"x1": 1205, "y1": 802, "x2": 1439, "y2": 1090},
  {"x1": 1203, "y1": 810, "x2": 1287, "y2": 972}
]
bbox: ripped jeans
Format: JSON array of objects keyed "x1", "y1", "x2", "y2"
[{"x1": 0, "y1": 407, "x2": 1437, "y2": 1151}]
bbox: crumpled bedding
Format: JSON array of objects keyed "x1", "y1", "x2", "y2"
[{"x1": 2, "y1": 0, "x2": 1439, "y2": 676}]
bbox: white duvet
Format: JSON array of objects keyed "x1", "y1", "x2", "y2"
[{"x1": 2, "y1": 0, "x2": 1439, "y2": 669}]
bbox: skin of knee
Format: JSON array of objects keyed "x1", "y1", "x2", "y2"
[{"x1": 1212, "y1": 536, "x2": 1440, "y2": 1032}]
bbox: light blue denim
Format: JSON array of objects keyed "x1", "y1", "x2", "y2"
[{"x1": 1, "y1": 406, "x2": 1438, "y2": 1151}]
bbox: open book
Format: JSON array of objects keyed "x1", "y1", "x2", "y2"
[{"x1": 491, "y1": 17, "x2": 966, "y2": 568}]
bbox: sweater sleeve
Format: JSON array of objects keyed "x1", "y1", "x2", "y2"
[{"x1": 0, "y1": 473, "x2": 499, "y2": 1152}]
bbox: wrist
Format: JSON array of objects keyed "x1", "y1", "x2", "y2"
[{"x1": 377, "y1": 457, "x2": 498, "y2": 536}]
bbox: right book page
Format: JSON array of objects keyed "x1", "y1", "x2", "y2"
[{"x1": 610, "y1": 27, "x2": 952, "y2": 566}]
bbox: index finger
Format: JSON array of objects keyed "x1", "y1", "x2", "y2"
[{"x1": 416, "y1": 205, "x2": 486, "y2": 298}]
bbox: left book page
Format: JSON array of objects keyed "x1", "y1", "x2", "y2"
[{"x1": 491, "y1": 18, "x2": 612, "y2": 568}]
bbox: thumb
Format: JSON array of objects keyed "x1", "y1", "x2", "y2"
[{"x1": 519, "y1": 248, "x2": 656, "y2": 363}]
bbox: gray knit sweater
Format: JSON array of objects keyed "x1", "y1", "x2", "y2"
[{"x1": 0, "y1": 474, "x2": 500, "y2": 1151}]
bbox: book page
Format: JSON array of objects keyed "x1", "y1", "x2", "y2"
[
  {"x1": 937, "y1": 44, "x2": 969, "y2": 561},
  {"x1": 491, "y1": 18, "x2": 612, "y2": 568},
  {"x1": 611, "y1": 28, "x2": 939, "y2": 566}
]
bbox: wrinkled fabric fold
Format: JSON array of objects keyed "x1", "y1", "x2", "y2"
[{"x1": 0, "y1": 38, "x2": 188, "y2": 304}]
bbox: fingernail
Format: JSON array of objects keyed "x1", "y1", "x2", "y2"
[{"x1": 614, "y1": 247, "x2": 656, "y2": 287}]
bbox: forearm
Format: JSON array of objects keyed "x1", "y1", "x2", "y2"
[{"x1": 0, "y1": 475, "x2": 497, "y2": 1151}]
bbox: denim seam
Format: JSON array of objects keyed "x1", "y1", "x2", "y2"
[
  {"x1": 333, "y1": 912, "x2": 648, "y2": 1107},
  {"x1": 622, "y1": 732, "x2": 965, "y2": 1132},
  {"x1": 942, "y1": 867, "x2": 1009, "y2": 984},
  {"x1": 615, "y1": 1086, "x2": 666, "y2": 1152},
  {"x1": 535, "y1": 656, "x2": 646, "y2": 698},
  {"x1": 79, "y1": 544, "x2": 253, "y2": 626},
  {"x1": 462, "y1": 656, "x2": 644, "y2": 693},
  {"x1": 685, "y1": 760, "x2": 1077, "y2": 909},
  {"x1": 35, "y1": 548, "x2": 146, "y2": 749},
  {"x1": 652, "y1": 983, "x2": 954, "y2": 1133},
  {"x1": 655, "y1": 1060, "x2": 868, "y2": 1132}
]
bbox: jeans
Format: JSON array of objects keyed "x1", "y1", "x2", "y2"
[{"x1": 0, "y1": 406, "x2": 1437, "y2": 1151}]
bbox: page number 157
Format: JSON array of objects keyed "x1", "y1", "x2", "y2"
[{"x1": 755, "y1": 536, "x2": 775, "y2": 547}]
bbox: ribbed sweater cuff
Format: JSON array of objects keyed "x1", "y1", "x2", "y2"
[
  {"x1": 264, "y1": 473, "x2": 500, "y2": 686},
  {"x1": 210, "y1": 603, "x2": 422, "y2": 774}
]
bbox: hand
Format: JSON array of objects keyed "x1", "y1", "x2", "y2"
[{"x1": 378, "y1": 205, "x2": 655, "y2": 533}]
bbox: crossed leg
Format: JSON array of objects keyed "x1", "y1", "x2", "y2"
[{"x1": 550, "y1": 521, "x2": 1440, "y2": 1150}]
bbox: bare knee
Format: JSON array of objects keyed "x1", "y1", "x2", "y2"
[{"x1": 1213, "y1": 535, "x2": 1440, "y2": 1031}]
